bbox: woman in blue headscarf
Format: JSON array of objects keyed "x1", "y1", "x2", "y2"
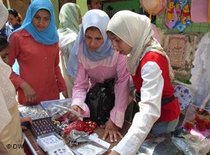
[
  {"x1": 8, "y1": 0, "x2": 67, "y2": 105},
  {"x1": 67, "y1": 9, "x2": 130, "y2": 142}
]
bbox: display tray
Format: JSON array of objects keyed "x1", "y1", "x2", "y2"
[
  {"x1": 48, "y1": 145, "x2": 75, "y2": 155},
  {"x1": 36, "y1": 132, "x2": 65, "y2": 152},
  {"x1": 71, "y1": 143, "x2": 107, "y2": 155},
  {"x1": 18, "y1": 98, "x2": 72, "y2": 119},
  {"x1": 18, "y1": 104, "x2": 49, "y2": 120},
  {"x1": 30, "y1": 117, "x2": 61, "y2": 138},
  {"x1": 40, "y1": 98, "x2": 72, "y2": 116}
]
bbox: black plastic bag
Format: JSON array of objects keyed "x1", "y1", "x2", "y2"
[{"x1": 85, "y1": 79, "x2": 115, "y2": 125}]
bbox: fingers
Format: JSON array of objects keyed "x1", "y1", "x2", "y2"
[
  {"x1": 75, "y1": 107, "x2": 82, "y2": 114},
  {"x1": 117, "y1": 132, "x2": 123, "y2": 139},
  {"x1": 108, "y1": 150, "x2": 120, "y2": 155},
  {"x1": 112, "y1": 132, "x2": 118, "y2": 142},
  {"x1": 103, "y1": 130, "x2": 122, "y2": 142},
  {"x1": 109, "y1": 131, "x2": 121, "y2": 142},
  {"x1": 102, "y1": 130, "x2": 109, "y2": 141},
  {"x1": 21, "y1": 126, "x2": 27, "y2": 130},
  {"x1": 102, "y1": 119, "x2": 122, "y2": 142},
  {"x1": 66, "y1": 112, "x2": 79, "y2": 121},
  {"x1": 71, "y1": 105, "x2": 81, "y2": 113},
  {"x1": 21, "y1": 117, "x2": 32, "y2": 124},
  {"x1": 109, "y1": 132, "x2": 115, "y2": 142},
  {"x1": 25, "y1": 92, "x2": 36, "y2": 103},
  {"x1": 64, "y1": 106, "x2": 83, "y2": 121},
  {"x1": 21, "y1": 118, "x2": 32, "y2": 130},
  {"x1": 70, "y1": 105, "x2": 83, "y2": 120},
  {"x1": 21, "y1": 82, "x2": 37, "y2": 103}
]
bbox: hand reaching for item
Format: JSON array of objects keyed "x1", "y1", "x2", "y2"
[
  {"x1": 67, "y1": 105, "x2": 83, "y2": 121},
  {"x1": 21, "y1": 116, "x2": 32, "y2": 130},
  {"x1": 71, "y1": 105, "x2": 83, "y2": 114}
]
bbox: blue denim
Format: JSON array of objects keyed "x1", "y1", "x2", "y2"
[{"x1": 150, "y1": 117, "x2": 179, "y2": 136}]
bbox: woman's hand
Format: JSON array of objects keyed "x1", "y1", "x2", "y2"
[
  {"x1": 21, "y1": 117, "x2": 32, "y2": 130},
  {"x1": 71, "y1": 105, "x2": 82, "y2": 114},
  {"x1": 20, "y1": 82, "x2": 36, "y2": 103},
  {"x1": 108, "y1": 151, "x2": 120, "y2": 155},
  {"x1": 69, "y1": 105, "x2": 83, "y2": 121},
  {"x1": 102, "y1": 118, "x2": 122, "y2": 142}
]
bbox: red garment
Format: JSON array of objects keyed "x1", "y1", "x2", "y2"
[
  {"x1": 132, "y1": 51, "x2": 180, "y2": 122},
  {"x1": 9, "y1": 30, "x2": 67, "y2": 104}
]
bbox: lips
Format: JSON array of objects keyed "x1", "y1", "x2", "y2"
[{"x1": 89, "y1": 48, "x2": 97, "y2": 52}]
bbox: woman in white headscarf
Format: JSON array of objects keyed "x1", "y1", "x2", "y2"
[
  {"x1": 58, "y1": 3, "x2": 81, "y2": 97},
  {"x1": 107, "y1": 10, "x2": 181, "y2": 155},
  {"x1": 0, "y1": 1, "x2": 31, "y2": 154}
]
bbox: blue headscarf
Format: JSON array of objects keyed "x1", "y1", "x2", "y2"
[
  {"x1": 67, "y1": 9, "x2": 113, "y2": 77},
  {"x1": 17, "y1": 0, "x2": 58, "y2": 45},
  {"x1": 81, "y1": 9, "x2": 113, "y2": 61}
]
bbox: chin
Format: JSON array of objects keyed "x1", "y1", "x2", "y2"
[
  {"x1": 89, "y1": 49, "x2": 96, "y2": 52},
  {"x1": 36, "y1": 28, "x2": 46, "y2": 32},
  {"x1": 119, "y1": 51, "x2": 126, "y2": 55}
]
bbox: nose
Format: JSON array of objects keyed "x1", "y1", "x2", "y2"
[
  {"x1": 38, "y1": 18, "x2": 46, "y2": 26},
  {"x1": 90, "y1": 39, "x2": 94, "y2": 45},
  {"x1": 90, "y1": 40, "x2": 97, "y2": 48},
  {"x1": 38, "y1": 19, "x2": 44, "y2": 25},
  {"x1": 88, "y1": 40, "x2": 98, "y2": 51}
]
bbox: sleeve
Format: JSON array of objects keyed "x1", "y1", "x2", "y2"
[
  {"x1": 8, "y1": 32, "x2": 25, "y2": 89},
  {"x1": 0, "y1": 90, "x2": 11, "y2": 132},
  {"x1": 112, "y1": 61, "x2": 163, "y2": 155},
  {"x1": 110, "y1": 54, "x2": 130, "y2": 128},
  {"x1": 71, "y1": 62, "x2": 90, "y2": 117},
  {"x1": 66, "y1": 44, "x2": 79, "y2": 78},
  {"x1": 54, "y1": 44, "x2": 67, "y2": 92}
]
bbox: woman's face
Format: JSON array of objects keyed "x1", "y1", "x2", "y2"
[
  {"x1": 8, "y1": 14, "x2": 17, "y2": 26},
  {"x1": 32, "y1": 9, "x2": 50, "y2": 31},
  {"x1": 89, "y1": 0, "x2": 102, "y2": 10},
  {"x1": 0, "y1": 46, "x2": 9, "y2": 64},
  {"x1": 85, "y1": 27, "x2": 104, "y2": 52},
  {"x1": 107, "y1": 32, "x2": 132, "y2": 55}
]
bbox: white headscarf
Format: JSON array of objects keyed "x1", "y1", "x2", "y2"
[
  {"x1": 0, "y1": 1, "x2": 8, "y2": 29},
  {"x1": 107, "y1": 10, "x2": 174, "y2": 79},
  {"x1": 58, "y1": 3, "x2": 81, "y2": 52}
]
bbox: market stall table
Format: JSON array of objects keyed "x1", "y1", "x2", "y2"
[{"x1": 23, "y1": 120, "x2": 131, "y2": 155}]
